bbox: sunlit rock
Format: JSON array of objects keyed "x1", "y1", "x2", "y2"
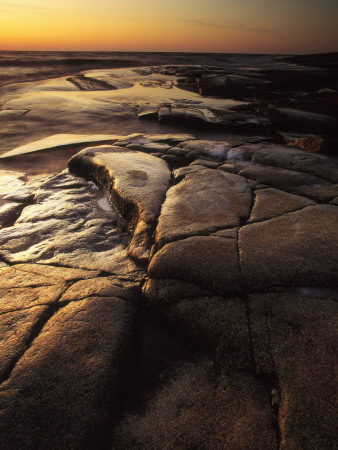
[
  {"x1": 248, "y1": 188, "x2": 316, "y2": 223},
  {"x1": 1, "y1": 51, "x2": 338, "y2": 449},
  {"x1": 0, "y1": 297, "x2": 137, "y2": 450},
  {"x1": 0, "y1": 172, "x2": 144, "y2": 277},
  {"x1": 69, "y1": 146, "x2": 171, "y2": 262},
  {"x1": 0, "y1": 305, "x2": 49, "y2": 381},
  {"x1": 239, "y1": 205, "x2": 338, "y2": 291},
  {"x1": 154, "y1": 169, "x2": 251, "y2": 248},
  {"x1": 148, "y1": 236, "x2": 241, "y2": 295}
]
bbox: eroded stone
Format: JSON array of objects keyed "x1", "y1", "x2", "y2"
[
  {"x1": 149, "y1": 236, "x2": 241, "y2": 295},
  {"x1": 69, "y1": 147, "x2": 171, "y2": 262},
  {"x1": 249, "y1": 291, "x2": 338, "y2": 449},
  {"x1": 60, "y1": 276, "x2": 139, "y2": 304},
  {"x1": 0, "y1": 297, "x2": 137, "y2": 450},
  {"x1": 0, "y1": 172, "x2": 144, "y2": 278},
  {"x1": 155, "y1": 170, "x2": 251, "y2": 248},
  {"x1": 143, "y1": 278, "x2": 213, "y2": 306},
  {"x1": 248, "y1": 188, "x2": 316, "y2": 223},
  {"x1": 0, "y1": 202, "x2": 26, "y2": 228},
  {"x1": 240, "y1": 205, "x2": 338, "y2": 291},
  {"x1": 112, "y1": 359, "x2": 276, "y2": 449},
  {"x1": 0, "y1": 305, "x2": 49, "y2": 381}
]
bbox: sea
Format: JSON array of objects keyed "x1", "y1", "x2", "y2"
[
  {"x1": 0, "y1": 50, "x2": 292, "y2": 87},
  {"x1": 0, "y1": 50, "x2": 311, "y2": 177}
]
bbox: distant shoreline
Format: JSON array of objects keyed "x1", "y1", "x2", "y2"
[{"x1": 1, "y1": 51, "x2": 337, "y2": 88}]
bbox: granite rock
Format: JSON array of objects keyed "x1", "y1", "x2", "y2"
[
  {"x1": 0, "y1": 171, "x2": 144, "y2": 278},
  {"x1": 155, "y1": 169, "x2": 251, "y2": 248},
  {"x1": 0, "y1": 125, "x2": 337, "y2": 448},
  {"x1": 69, "y1": 146, "x2": 171, "y2": 262}
]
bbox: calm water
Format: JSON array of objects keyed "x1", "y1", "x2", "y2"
[
  {"x1": 0, "y1": 51, "x2": 308, "y2": 178},
  {"x1": 0, "y1": 50, "x2": 294, "y2": 87}
]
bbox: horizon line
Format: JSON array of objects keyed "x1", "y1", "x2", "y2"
[{"x1": 0, "y1": 49, "x2": 337, "y2": 56}]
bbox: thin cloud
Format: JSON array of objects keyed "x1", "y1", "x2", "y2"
[
  {"x1": 175, "y1": 19, "x2": 226, "y2": 29},
  {"x1": 176, "y1": 19, "x2": 278, "y2": 35},
  {"x1": 240, "y1": 25, "x2": 279, "y2": 35}
]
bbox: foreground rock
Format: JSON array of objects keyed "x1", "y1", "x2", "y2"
[
  {"x1": 0, "y1": 171, "x2": 144, "y2": 278},
  {"x1": 0, "y1": 263, "x2": 140, "y2": 450},
  {"x1": 69, "y1": 145, "x2": 171, "y2": 262},
  {"x1": 249, "y1": 291, "x2": 337, "y2": 449},
  {"x1": 0, "y1": 130, "x2": 337, "y2": 449}
]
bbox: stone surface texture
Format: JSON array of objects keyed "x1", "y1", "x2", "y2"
[
  {"x1": 0, "y1": 52, "x2": 337, "y2": 450},
  {"x1": 69, "y1": 146, "x2": 171, "y2": 262}
]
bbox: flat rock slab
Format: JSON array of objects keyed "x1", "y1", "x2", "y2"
[
  {"x1": 0, "y1": 262, "x2": 99, "y2": 287},
  {"x1": 0, "y1": 260, "x2": 141, "y2": 449},
  {"x1": 0, "y1": 305, "x2": 49, "y2": 381},
  {"x1": 148, "y1": 235, "x2": 241, "y2": 295},
  {"x1": 112, "y1": 359, "x2": 277, "y2": 450},
  {"x1": 138, "y1": 134, "x2": 338, "y2": 448},
  {"x1": 0, "y1": 297, "x2": 137, "y2": 450},
  {"x1": 239, "y1": 205, "x2": 338, "y2": 291},
  {"x1": 0, "y1": 263, "x2": 99, "y2": 313},
  {"x1": 248, "y1": 188, "x2": 316, "y2": 223},
  {"x1": 247, "y1": 143, "x2": 338, "y2": 184},
  {"x1": 0, "y1": 132, "x2": 337, "y2": 449},
  {"x1": 155, "y1": 169, "x2": 251, "y2": 247},
  {"x1": 0, "y1": 263, "x2": 97, "y2": 383}
]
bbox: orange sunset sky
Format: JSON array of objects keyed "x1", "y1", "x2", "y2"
[{"x1": 0, "y1": 0, "x2": 337, "y2": 54}]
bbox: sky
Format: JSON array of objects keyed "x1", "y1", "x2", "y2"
[{"x1": 0, "y1": 0, "x2": 337, "y2": 54}]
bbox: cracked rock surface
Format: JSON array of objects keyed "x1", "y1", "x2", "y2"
[
  {"x1": 0, "y1": 52, "x2": 337, "y2": 450},
  {"x1": 0, "y1": 131, "x2": 337, "y2": 449}
]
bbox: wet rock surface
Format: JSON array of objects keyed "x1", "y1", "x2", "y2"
[
  {"x1": 0, "y1": 53, "x2": 337, "y2": 450},
  {"x1": 2, "y1": 54, "x2": 337, "y2": 159},
  {"x1": 69, "y1": 145, "x2": 171, "y2": 262},
  {"x1": 0, "y1": 171, "x2": 144, "y2": 277}
]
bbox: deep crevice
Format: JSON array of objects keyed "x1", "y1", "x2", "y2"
[
  {"x1": 149, "y1": 171, "x2": 175, "y2": 255},
  {"x1": 0, "y1": 302, "x2": 53, "y2": 316},
  {"x1": 66, "y1": 75, "x2": 117, "y2": 91},
  {"x1": 0, "y1": 254, "x2": 13, "y2": 265},
  {"x1": 245, "y1": 298, "x2": 282, "y2": 450},
  {"x1": 0, "y1": 300, "x2": 67, "y2": 385},
  {"x1": 246, "y1": 203, "x2": 318, "y2": 226},
  {"x1": 248, "y1": 188, "x2": 257, "y2": 224},
  {"x1": 58, "y1": 292, "x2": 139, "y2": 306},
  {"x1": 255, "y1": 372, "x2": 281, "y2": 449},
  {"x1": 155, "y1": 223, "x2": 240, "y2": 252}
]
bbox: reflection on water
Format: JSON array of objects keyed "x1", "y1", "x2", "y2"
[
  {"x1": 0, "y1": 50, "x2": 300, "y2": 88},
  {"x1": 0, "y1": 63, "x2": 253, "y2": 164},
  {"x1": 0, "y1": 51, "x2": 312, "y2": 177},
  {"x1": 0, "y1": 147, "x2": 81, "y2": 180}
]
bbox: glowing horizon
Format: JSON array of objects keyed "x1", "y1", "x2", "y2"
[{"x1": 1, "y1": 0, "x2": 337, "y2": 54}]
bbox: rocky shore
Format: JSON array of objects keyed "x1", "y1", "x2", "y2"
[{"x1": 0, "y1": 53, "x2": 337, "y2": 449}]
